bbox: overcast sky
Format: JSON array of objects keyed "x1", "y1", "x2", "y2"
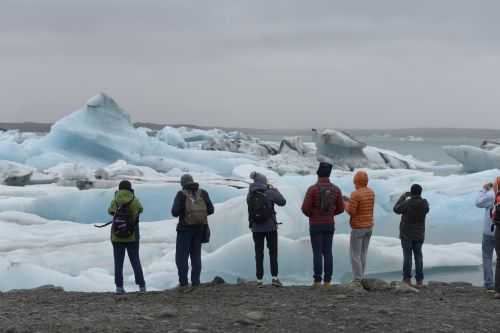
[{"x1": 0, "y1": 0, "x2": 499, "y2": 129}]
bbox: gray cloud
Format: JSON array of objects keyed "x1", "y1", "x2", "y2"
[{"x1": 0, "y1": 0, "x2": 499, "y2": 128}]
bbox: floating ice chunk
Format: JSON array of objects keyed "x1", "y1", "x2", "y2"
[
  {"x1": 157, "y1": 126, "x2": 187, "y2": 148},
  {"x1": 444, "y1": 145, "x2": 500, "y2": 173},
  {"x1": 0, "y1": 161, "x2": 34, "y2": 186},
  {"x1": 279, "y1": 136, "x2": 308, "y2": 155},
  {"x1": 47, "y1": 163, "x2": 93, "y2": 181}
]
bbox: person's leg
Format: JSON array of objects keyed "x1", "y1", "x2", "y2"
[
  {"x1": 413, "y1": 240, "x2": 424, "y2": 282},
  {"x1": 310, "y1": 230, "x2": 323, "y2": 283},
  {"x1": 266, "y1": 231, "x2": 279, "y2": 278},
  {"x1": 360, "y1": 229, "x2": 372, "y2": 278},
  {"x1": 401, "y1": 239, "x2": 413, "y2": 281},
  {"x1": 126, "y1": 242, "x2": 146, "y2": 288},
  {"x1": 190, "y1": 229, "x2": 203, "y2": 286},
  {"x1": 113, "y1": 242, "x2": 126, "y2": 289},
  {"x1": 253, "y1": 232, "x2": 265, "y2": 280},
  {"x1": 495, "y1": 228, "x2": 500, "y2": 293},
  {"x1": 175, "y1": 230, "x2": 191, "y2": 286},
  {"x1": 322, "y1": 231, "x2": 334, "y2": 283},
  {"x1": 350, "y1": 229, "x2": 364, "y2": 281},
  {"x1": 482, "y1": 234, "x2": 495, "y2": 289}
]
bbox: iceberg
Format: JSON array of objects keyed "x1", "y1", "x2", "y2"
[
  {"x1": 0, "y1": 161, "x2": 34, "y2": 186},
  {"x1": 444, "y1": 145, "x2": 500, "y2": 173}
]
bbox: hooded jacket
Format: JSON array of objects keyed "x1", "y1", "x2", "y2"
[
  {"x1": 345, "y1": 171, "x2": 375, "y2": 229},
  {"x1": 393, "y1": 193, "x2": 429, "y2": 241},
  {"x1": 476, "y1": 189, "x2": 495, "y2": 236},
  {"x1": 302, "y1": 177, "x2": 345, "y2": 230},
  {"x1": 247, "y1": 173, "x2": 286, "y2": 233},
  {"x1": 171, "y1": 182, "x2": 214, "y2": 231},
  {"x1": 108, "y1": 189, "x2": 144, "y2": 243}
]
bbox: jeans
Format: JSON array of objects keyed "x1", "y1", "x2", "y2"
[
  {"x1": 495, "y1": 228, "x2": 500, "y2": 293},
  {"x1": 401, "y1": 239, "x2": 424, "y2": 281},
  {"x1": 112, "y1": 242, "x2": 145, "y2": 288},
  {"x1": 253, "y1": 231, "x2": 278, "y2": 279},
  {"x1": 482, "y1": 234, "x2": 496, "y2": 289},
  {"x1": 176, "y1": 228, "x2": 203, "y2": 286},
  {"x1": 310, "y1": 229, "x2": 334, "y2": 283},
  {"x1": 350, "y1": 228, "x2": 372, "y2": 281}
]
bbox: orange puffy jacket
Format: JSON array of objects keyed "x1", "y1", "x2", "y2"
[{"x1": 345, "y1": 171, "x2": 375, "y2": 229}]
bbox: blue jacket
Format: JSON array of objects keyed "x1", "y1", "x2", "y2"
[
  {"x1": 475, "y1": 189, "x2": 495, "y2": 236},
  {"x1": 247, "y1": 181, "x2": 286, "y2": 233}
]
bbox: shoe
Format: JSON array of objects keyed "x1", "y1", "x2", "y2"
[
  {"x1": 416, "y1": 280, "x2": 423, "y2": 288},
  {"x1": 350, "y1": 280, "x2": 363, "y2": 288},
  {"x1": 256, "y1": 280, "x2": 264, "y2": 288},
  {"x1": 495, "y1": 293, "x2": 500, "y2": 299},
  {"x1": 139, "y1": 286, "x2": 147, "y2": 293},
  {"x1": 272, "y1": 278, "x2": 283, "y2": 287},
  {"x1": 176, "y1": 284, "x2": 189, "y2": 292},
  {"x1": 115, "y1": 287, "x2": 125, "y2": 295},
  {"x1": 312, "y1": 281, "x2": 322, "y2": 289},
  {"x1": 486, "y1": 288, "x2": 495, "y2": 294},
  {"x1": 403, "y1": 278, "x2": 412, "y2": 285},
  {"x1": 323, "y1": 282, "x2": 332, "y2": 289}
]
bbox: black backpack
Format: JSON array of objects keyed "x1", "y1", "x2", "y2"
[
  {"x1": 318, "y1": 184, "x2": 336, "y2": 214},
  {"x1": 112, "y1": 196, "x2": 136, "y2": 238},
  {"x1": 248, "y1": 189, "x2": 274, "y2": 224},
  {"x1": 491, "y1": 192, "x2": 500, "y2": 226}
]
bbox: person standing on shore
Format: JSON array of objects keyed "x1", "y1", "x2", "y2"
[
  {"x1": 393, "y1": 184, "x2": 429, "y2": 287},
  {"x1": 107, "y1": 180, "x2": 146, "y2": 294},
  {"x1": 302, "y1": 162, "x2": 345, "y2": 288},
  {"x1": 344, "y1": 170, "x2": 375, "y2": 286},
  {"x1": 247, "y1": 171, "x2": 286, "y2": 287},
  {"x1": 475, "y1": 179, "x2": 498, "y2": 293},
  {"x1": 171, "y1": 174, "x2": 214, "y2": 288}
]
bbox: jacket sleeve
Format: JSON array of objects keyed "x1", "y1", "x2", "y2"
[
  {"x1": 423, "y1": 199, "x2": 430, "y2": 214},
  {"x1": 108, "y1": 199, "x2": 117, "y2": 216},
  {"x1": 171, "y1": 191, "x2": 185, "y2": 218},
  {"x1": 334, "y1": 188, "x2": 345, "y2": 216},
  {"x1": 269, "y1": 187, "x2": 286, "y2": 207},
  {"x1": 202, "y1": 190, "x2": 215, "y2": 216},
  {"x1": 476, "y1": 190, "x2": 494, "y2": 208},
  {"x1": 345, "y1": 192, "x2": 359, "y2": 217},
  {"x1": 393, "y1": 194, "x2": 408, "y2": 215},
  {"x1": 301, "y1": 187, "x2": 313, "y2": 217}
]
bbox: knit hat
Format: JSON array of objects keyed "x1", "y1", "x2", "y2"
[
  {"x1": 317, "y1": 162, "x2": 333, "y2": 178},
  {"x1": 180, "y1": 174, "x2": 194, "y2": 188},
  {"x1": 118, "y1": 180, "x2": 132, "y2": 191},
  {"x1": 250, "y1": 171, "x2": 268, "y2": 185},
  {"x1": 410, "y1": 184, "x2": 423, "y2": 196}
]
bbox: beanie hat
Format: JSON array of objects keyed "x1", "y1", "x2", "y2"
[
  {"x1": 118, "y1": 180, "x2": 132, "y2": 191},
  {"x1": 317, "y1": 162, "x2": 333, "y2": 178},
  {"x1": 180, "y1": 174, "x2": 194, "y2": 188},
  {"x1": 411, "y1": 184, "x2": 423, "y2": 196},
  {"x1": 250, "y1": 171, "x2": 268, "y2": 185}
]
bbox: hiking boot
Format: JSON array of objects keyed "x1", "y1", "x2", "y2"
[
  {"x1": 176, "y1": 284, "x2": 189, "y2": 292},
  {"x1": 486, "y1": 288, "x2": 495, "y2": 294},
  {"x1": 139, "y1": 286, "x2": 147, "y2": 293},
  {"x1": 416, "y1": 280, "x2": 424, "y2": 288},
  {"x1": 256, "y1": 280, "x2": 264, "y2": 288},
  {"x1": 403, "y1": 278, "x2": 412, "y2": 285},
  {"x1": 115, "y1": 287, "x2": 126, "y2": 295},
  {"x1": 350, "y1": 280, "x2": 363, "y2": 288},
  {"x1": 272, "y1": 278, "x2": 283, "y2": 288},
  {"x1": 312, "y1": 281, "x2": 322, "y2": 289},
  {"x1": 323, "y1": 282, "x2": 332, "y2": 289}
]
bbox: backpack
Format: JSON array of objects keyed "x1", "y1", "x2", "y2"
[
  {"x1": 183, "y1": 190, "x2": 208, "y2": 225},
  {"x1": 318, "y1": 184, "x2": 336, "y2": 214},
  {"x1": 111, "y1": 196, "x2": 136, "y2": 238},
  {"x1": 248, "y1": 189, "x2": 274, "y2": 224},
  {"x1": 491, "y1": 192, "x2": 500, "y2": 226}
]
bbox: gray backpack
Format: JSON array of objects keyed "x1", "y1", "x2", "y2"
[{"x1": 183, "y1": 190, "x2": 208, "y2": 225}]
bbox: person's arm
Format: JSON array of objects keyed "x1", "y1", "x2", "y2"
[
  {"x1": 171, "y1": 191, "x2": 185, "y2": 218},
  {"x1": 334, "y1": 188, "x2": 345, "y2": 215},
  {"x1": 269, "y1": 187, "x2": 286, "y2": 207},
  {"x1": 202, "y1": 190, "x2": 215, "y2": 216},
  {"x1": 108, "y1": 198, "x2": 117, "y2": 216},
  {"x1": 301, "y1": 187, "x2": 313, "y2": 217},
  {"x1": 345, "y1": 192, "x2": 359, "y2": 216},
  {"x1": 476, "y1": 190, "x2": 494, "y2": 208},
  {"x1": 393, "y1": 194, "x2": 409, "y2": 215},
  {"x1": 423, "y1": 199, "x2": 430, "y2": 214}
]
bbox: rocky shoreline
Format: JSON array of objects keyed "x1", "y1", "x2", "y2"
[{"x1": 0, "y1": 280, "x2": 499, "y2": 333}]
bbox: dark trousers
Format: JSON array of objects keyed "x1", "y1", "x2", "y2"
[
  {"x1": 310, "y1": 230, "x2": 334, "y2": 283},
  {"x1": 401, "y1": 239, "x2": 424, "y2": 281},
  {"x1": 252, "y1": 231, "x2": 278, "y2": 279},
  {"x1": 112, "y1": 241, "x2": 145, "y2": 288},
  {"x1": 495, "y1": 227, "x2": 500, "y2": 292},
  {"x1": 176, "y1": 229, "x2": 203, "y2": 286}
]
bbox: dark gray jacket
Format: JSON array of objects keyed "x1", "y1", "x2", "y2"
[
  {"x1": 393, "y1": 194, "x2": 429, "y2": 241},
  {"x1": 247, "y1": 182, "x2": 286, "y2": 233}
]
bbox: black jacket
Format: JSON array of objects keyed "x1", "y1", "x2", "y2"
[
  {"x1": 393, "y1": 194, "x2": 429, "y2": 241},
  {"x1": 171, "y1": 183, "x2": 214, "y2": 231}
]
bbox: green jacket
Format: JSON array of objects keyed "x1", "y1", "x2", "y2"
[{"x1": 108, "y1": 190, "x2": 144, "y2": 243}]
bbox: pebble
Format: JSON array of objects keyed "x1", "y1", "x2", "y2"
[
  {"x1": 245, "y1": 311, "x2": 265, "y2": 321},
  {"x1": 157, "y1": 307, "x2": 178, "y2": 318}
]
